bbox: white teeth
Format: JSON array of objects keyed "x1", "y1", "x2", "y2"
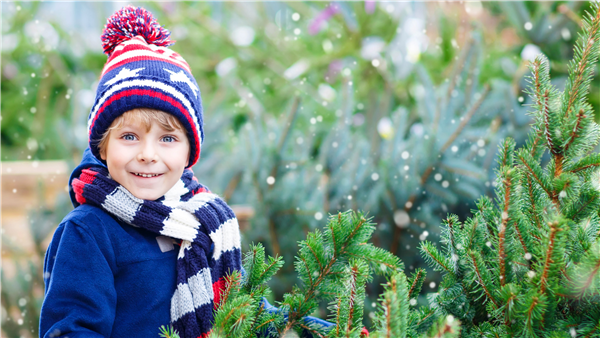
[{"x1": 134, "y1": 173, "x2": 159, "y2": 178}]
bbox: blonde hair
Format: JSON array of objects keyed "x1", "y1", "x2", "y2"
[{"x1": 97, "y1": 108, "x2": 186, "y2": 157}]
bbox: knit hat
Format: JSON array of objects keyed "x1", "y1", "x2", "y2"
[{"x1": 88, "y1": 6, "x2": 203, "y2": 168}]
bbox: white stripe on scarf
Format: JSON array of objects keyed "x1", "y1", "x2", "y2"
[{"x1": 170, "y1": 268, "x2": 214, "y2": 322}]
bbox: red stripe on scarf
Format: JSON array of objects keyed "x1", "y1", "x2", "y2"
[
  {"x1": 72, "y1": 169, "x2": 99, "y2": 204},
  {"x1": 212, "y1": 277, "x2": 226, "y2": 310}
]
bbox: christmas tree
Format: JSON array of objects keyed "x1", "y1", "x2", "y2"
[
  {"x1": 203, "y1": 2, "x2": 600, "y2": 337},
  {"x1": 420, "y1": 2, "x2": 600, "y2": 335}
]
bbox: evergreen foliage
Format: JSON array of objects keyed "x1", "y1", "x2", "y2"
[
  {"x1": 420, "y1": 2, "x2": 600, "y2": 336},
  {"x1": 208, "y1": 2, "x2": 600, "y2": 337},
  {"x1": 209, "y1": 211, "x2": 465, "y2": 338},
  {"x1": 210, "y1": 211, "x2": 405, "y2": 337}
]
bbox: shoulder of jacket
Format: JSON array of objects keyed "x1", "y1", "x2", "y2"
[{"x1": 60, "y1": 204, "x2": 120, "y2": 235}]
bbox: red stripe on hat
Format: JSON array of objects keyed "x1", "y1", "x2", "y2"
[
  {"x1": 101, "y1": 38, "x2": 191, "y2": 76},
  {"x1": 89, "y1": 88, "x2": 200, "y2": 165},
  {"x1": 102, "y1": 55, "x2": 191, "y2": 78}
]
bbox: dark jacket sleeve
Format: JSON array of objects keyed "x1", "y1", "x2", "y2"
[{"x1": 40, "y1": 211, "x2": 117, "y2": 338}]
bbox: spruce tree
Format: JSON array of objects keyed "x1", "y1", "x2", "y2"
[
  {"x1": 160, "y1": 2, "x2": 600, "y2": 337},
  {"x1": 420, "y1": 2, "x2": 600, "y2": 336}
]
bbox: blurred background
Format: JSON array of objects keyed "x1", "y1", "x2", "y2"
[{"x1": 1, "y1": 1, "x2": 598, "y2": 337}]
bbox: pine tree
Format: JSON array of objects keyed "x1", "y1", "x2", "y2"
[
  {"x1": 420, "y1": 2, "x2": 600, "y2": 336},
  {"x1": 210, "y1": 211, "x2": 402, "y2": 337},
  {"x1": 206, "y1": 2, "x2": 600, "y2": 337}
]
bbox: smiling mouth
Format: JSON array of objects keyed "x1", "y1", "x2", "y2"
[{"x1": 132, "y1": 172, "x2": 162, "y2": 178}]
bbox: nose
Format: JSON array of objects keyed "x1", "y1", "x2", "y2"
[{"x1": 137, "y1": 140, "x2": 158, "y2": 163}]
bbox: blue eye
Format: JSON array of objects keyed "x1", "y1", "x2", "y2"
[
  {"x1": 162, "y1": 135, "x2": 176, "y2": 143},
  {"x1": 122, "y1": 134, "x2": 136, "y2": 141}
]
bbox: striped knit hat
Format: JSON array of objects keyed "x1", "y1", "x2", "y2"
[{"x1": 88, "y1": 6, "x2": 203, "y2": 167}]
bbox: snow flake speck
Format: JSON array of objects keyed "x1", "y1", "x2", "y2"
[
  {"x1": 401, "y1": 151, "x2": 410, "y2": 159},
  {"x1": 266, "y1": 176, "x2": 275, "y2": 185},
  {"x1": 394, "y1": 210, "x2": 410, "y2": 228}
]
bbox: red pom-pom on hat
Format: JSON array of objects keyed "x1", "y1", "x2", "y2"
[{"x1": 101, "y1": 6, "x2": 175, "y2": 57}]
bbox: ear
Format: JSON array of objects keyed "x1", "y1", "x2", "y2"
[{"x1": 100, "y1": 148, "x2": 107, "y2": 161}]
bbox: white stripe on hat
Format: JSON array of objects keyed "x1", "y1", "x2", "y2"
[
  {"x1": 109, "y1": 37, "x2": 188, "y2": 69},
  {"x1": 88, "y1": 78, "x2": 202, "y2": 143},
  {"x1": 209, "y1": 218, "x2": 241, "y2": 261},
  {"x1": 102, "y1": 186, "x2": 142, "y2": 223},
  {"x1": 103, "y1": 40, "x2": 191, "y2": 75},
  {"x1": 170, "y1": 268, "x2": 214, "y2": 321}
]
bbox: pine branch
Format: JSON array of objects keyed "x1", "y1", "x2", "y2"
[
  {"x1": 516, "y1": 149, "x2": 554, "y2": 203},
  {"x1": 567, "y1": 153, "x2": 600, "y2": 174},
  {"x1": 440, "y1": 85, "x2": 490, "y2": 154},
  {"x1": 407, "y1": 269, "x2": 426, "y2": 299},
  {"x1": 539, "y1": 221, "x2": 561, "y2": 295},
  {"x1": 372, "y1": 271, "x2": 410, "y2": 338},
  {"x1": 526, "y1": 174, "x2": 544, "y2": 230},
  {"x1": 220, "y1": 271, "x2": 242, "y2": 308},
  {"x1": 468, "y1": 250, "x2": 499, "y2": 309},
  {"x1": 427, "y1": 315, "x2": 461, "y2": 338},
  {"x1": 421, "y1": 242, "x2": 453, "y2": 274},
  {"x1": 542, "y1": 90, "x2": 562, "y2": 161},
  {"x1": 562, "y1": 2, "x2": 600, "y2": 118},
  {"x1": 563, "y1": 109, "x2": 586, "y2": 154},
  {"x1": 514, "y1": 220, "x2": 531, "y2": 255},
  {"x1": 284, "y1": 212, "x2": 401, "y2": 334},
  {"x1": 498, "y1": 173, "x2": 513, "y2": 287},
  {"x1": 159, "y1": 325, "x2": 180, "y2": 338}
]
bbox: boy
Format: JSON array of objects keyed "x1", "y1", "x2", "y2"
[{"x1": 39, "y1": 6, "x2": 241, "y2": 338}]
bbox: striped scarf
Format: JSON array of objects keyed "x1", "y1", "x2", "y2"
[{"x1": 71, "y1": 166, "x2": 241, "y2": 338}]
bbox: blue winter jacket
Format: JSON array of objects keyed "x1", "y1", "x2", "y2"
[
  {"x1": 40, "y1": 148, "x2": 181, "y2": 337},
  {"x1": 40, "y1": 148, "x2": 334, "y2": 338}
]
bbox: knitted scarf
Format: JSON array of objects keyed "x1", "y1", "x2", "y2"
[{"x1": 71, "y1": 166, "x2": 241, "y2": 338}]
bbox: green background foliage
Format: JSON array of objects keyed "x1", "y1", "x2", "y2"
[{"x1": 1, "y1": 2, "x2": 598, "y2": 337}]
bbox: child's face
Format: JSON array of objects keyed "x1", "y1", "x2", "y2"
[{"x1": 100, "y1": 118, "x2": 190, "y2": 200}]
